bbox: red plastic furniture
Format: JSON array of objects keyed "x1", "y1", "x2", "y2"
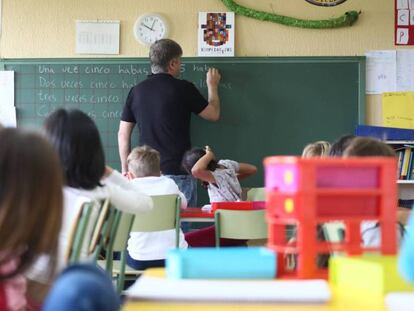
[
  {"x1": 264, "y1": 156, "x2": 397, "y2": 279},
  {"x1": 211, "y1": 201, "x2": 265, "y2": 212}
]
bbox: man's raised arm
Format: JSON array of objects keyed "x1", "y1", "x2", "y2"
[{"x1": 198, "y1": 68, "x2": 221, "y2": 122}]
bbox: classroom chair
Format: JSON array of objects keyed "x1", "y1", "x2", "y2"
[
  {"x1": 64, "y1": 198, "x2": 116, "y2": 264},
  {"x1": 246, "y1": 187, "x2": 266, "y2": 201},
  {"x1": 65, "y1": 201, "x2": 100, "y2": 264},
  {"x1": 88, "y1": 198, "x2": 116, "y2": 260},
  {"x1": 98, "y1": 207, "x2": 134, "y2": 293},
  {"x1": 214, "y1": 209, "x2": 268, "y2": 247},
  {"x1": 100, "y1": 194, "x2": 181, "y2": 292}
]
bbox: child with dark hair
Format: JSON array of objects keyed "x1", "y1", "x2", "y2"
[
  {"x1": 182, "y1": 146, "x2": 257, "y2": 247},
  {"x1": 329, "y1": 134, "x2": 355, "y2": 157},
  {"x1": 45, "y1": 109, "x2": 152, "y2": 261},
  {"x1": 28, "y1": 109, "x2": 152, "y2": 292},
  {"x1": 182, "y1": 146, "x2": 257, "y2": 202}
]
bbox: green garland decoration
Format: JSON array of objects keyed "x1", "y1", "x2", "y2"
[{"x1": 220, "y1": 0, "x2": 361, "y2": 29}]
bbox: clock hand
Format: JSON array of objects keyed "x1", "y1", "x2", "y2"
[
  {"x1": 141, "y1": 23, "x2": 154, "y2": 31},
  {"x1": 150, "y1": 19, "x2": 156, "y2": 30}
]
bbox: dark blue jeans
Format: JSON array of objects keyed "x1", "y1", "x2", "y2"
[
  {"x1": 42, "y1": 264, "x2": 120, "y2": 311},
  {"x1": 164, "y1": 174, "x2": 197, "y2": 207}
]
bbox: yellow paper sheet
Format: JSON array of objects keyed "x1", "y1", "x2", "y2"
[{"x1": 382, "y1": 92, "x2": 414, "y2": 129}]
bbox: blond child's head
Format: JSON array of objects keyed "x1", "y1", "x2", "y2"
[
  {"x1": 343, "y1": 137, "x2": 396, "y2": 157},
  {"x1": 302, "y1": 141, "x2": 331, "y2": 158},
  {"x1": 127, "y1": 145, "x2": 161, "y2": 178}
]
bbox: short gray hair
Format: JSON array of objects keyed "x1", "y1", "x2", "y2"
[
  {"x1": 127, "y1": 145, "x2": 160, "y2": 177},
  {"x1": 149, "y1": 39, "x2": 182, "y2": 73}
]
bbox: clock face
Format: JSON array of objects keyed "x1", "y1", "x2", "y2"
[{"x1": 134, "y1": 14, "x2": 169, "y2": 46}]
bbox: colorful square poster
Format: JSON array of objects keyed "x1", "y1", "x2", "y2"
[{"x1": 198, "y1": 12, "x2": 234, "y2": 57}]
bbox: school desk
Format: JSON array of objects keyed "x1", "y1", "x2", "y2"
[
  {"x1": 180, "y1": 208, "x2": 215, "y2": 222},
  {"x1": 122, "y1": 269, "x2": 387, "y2": 311},
  {"x1": 180, "y1": 202, "x2": 266, "y2": 223}
]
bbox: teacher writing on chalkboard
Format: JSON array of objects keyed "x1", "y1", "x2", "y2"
[{"x1": 118, "y1": 39, "x2": 221, "y2": 207}]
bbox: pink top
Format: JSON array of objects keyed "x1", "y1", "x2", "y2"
[{"x1": 0, "y1": 257, "x2": 26, "y2": 311}]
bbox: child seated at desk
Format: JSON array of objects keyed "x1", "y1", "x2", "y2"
[
  {"x1": 46, "y1": 108, "x2": 152, "y2": 258},
  {"x1": 27, "y1": 109, "x2": 152, "y2": 297},
  {"x1": 0, "y1": 128, "x2": 63, "y2": 310},
  {"x1": 286, "y1": 140, "x2": 331, "y2": 270},
  {"x1": 328, "y1": 134, "x2": 355, "y2": 157},
  {"x1": 343, "y1": 137, "x2": 407, "y2": 247},
  {"x1": 182, "y1": 146, "x2": 257, "y2": 202},
  {"x1": 126, "y1": 145, "x2": 188, "y2": 270},
  {"x1": 0, "y1": 128, "x2": 119, "y2": 311},
  {"x1": 302, "y1": 140, "x2": 331, "y2": 158},
  {"x1": 181, "y1": 146, "x2": 257, "y2": 247}
]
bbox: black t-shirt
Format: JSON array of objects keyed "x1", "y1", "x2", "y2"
[{"x1": 121, "y1": 73, "x2": 208, "y2": 175}]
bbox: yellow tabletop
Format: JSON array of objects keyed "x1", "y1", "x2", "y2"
[{"x1": 122, "y1": 269, "x2": 387, "y2": 311}]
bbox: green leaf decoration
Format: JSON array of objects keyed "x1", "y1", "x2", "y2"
[{"x1": 221, "y1": 0, "x2": 361, "y2": 29}]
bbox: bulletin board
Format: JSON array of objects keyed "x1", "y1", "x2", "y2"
[{"x1": 395, "y1": 0, "x2": 414, "y2": 45}]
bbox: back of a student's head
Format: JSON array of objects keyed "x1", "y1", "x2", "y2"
[
  {"x1": 182, "y1": 147, "x2": 218, "y2": 174},
  {"x1": 329, "y1": 134, "x2": 356, "y2": 157},
  {"x1": 343, "y1": 137, "x2": 396, "y2": 157},
  {"x1": 44, "y1": 108, "x2": 105, "y2": 190},
  {"x1": 302, "y1": 141, "x2": 331, "y2": 158},
  {"x1": 127, "y1": 145, "x2": 160, "y2": 177},
  {"x1": 0, "y1": 128, "x2": 63, "y2": 278}
]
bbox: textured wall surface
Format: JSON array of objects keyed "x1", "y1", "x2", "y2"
[{"x1": 1, "y1": 0, "x2": 394, "y2": 58}]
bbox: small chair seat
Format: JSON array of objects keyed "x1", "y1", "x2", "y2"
[
  {"x1": 215, "y1": 209, "x2": 268, "y2": 247},
  {"x1": 246, "y1": 187, "x2": 266, "y2": 201},
  {"x1": 99, "y1": 194, "x2": 181, "y2": 292}
]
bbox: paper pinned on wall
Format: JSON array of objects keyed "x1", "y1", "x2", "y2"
[
  {"x1": 76, "y1": 20, "x2": 120, "y2": 55},
  {"x1": 398, "y1": 0, "x2": 409, "y2": 9},
  {"x1": 0, "y1": 71, "x2": 16, "y2": 127},
  {"x1": 397, "y1": 49, "x2": 414, "y2": 91},
  {"x1": 382, "y1": 92, "x2": 414, "y2": 129},
  {"x1": 366, "y1": 50, "x2": 397, "y2": 95}
]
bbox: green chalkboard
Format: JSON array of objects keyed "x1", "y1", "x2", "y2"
[{"x1": 1, "y1": 57, "x2": 365, "y2": 204}]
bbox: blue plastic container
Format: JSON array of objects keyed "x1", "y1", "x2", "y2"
[{"x1": 166, "y1": 247, "x2": 276, "y2": 279}]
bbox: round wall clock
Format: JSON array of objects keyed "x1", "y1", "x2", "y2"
[
  {"x1": 133, "y1": 13, "x2": 169, "y2": 46},
  {"x1": 304, "y1": 0, "x2": 348, "y2": 6}
]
